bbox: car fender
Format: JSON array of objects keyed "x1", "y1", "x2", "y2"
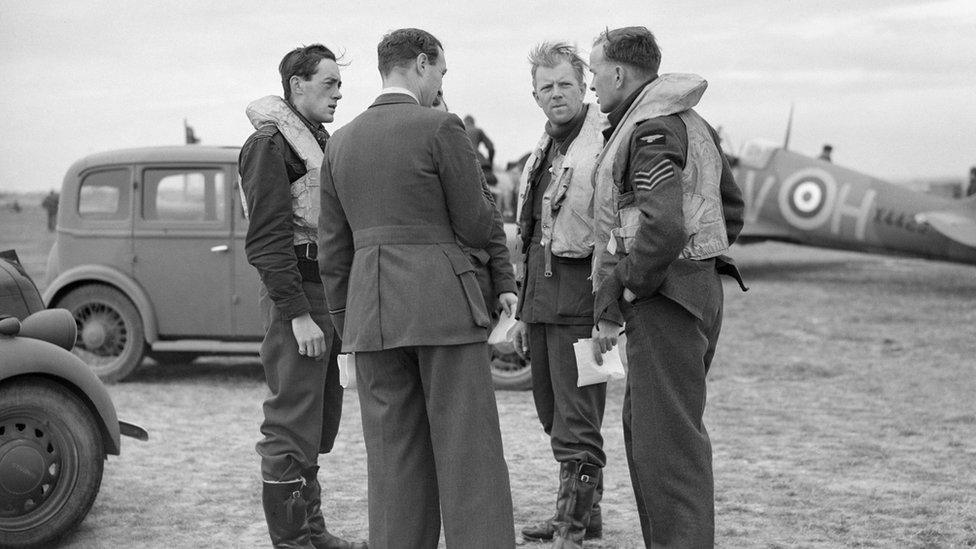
[
  {"x1": 0, "y1": 336, "x2": 122, "y2": 455},
  {"x1": 42, "y1": 264, "x2": 160, "y2": 344}
]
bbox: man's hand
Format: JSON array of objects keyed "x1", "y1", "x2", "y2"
[
  {"x1": 508, "y1": 320, "x2": 529, "y2": 359},
  {"x1": 497, "y1": 292, "x2": 518, "y2": 317},
  {"x1": 623, "y1": 288, "x2": 637, "y2": 303},
  {"x1": 291, "y1": 313, "x2": 326, "y2": 358},
  {"x1": 591, "y1": 319, "x2": 622, "y2": 365}
]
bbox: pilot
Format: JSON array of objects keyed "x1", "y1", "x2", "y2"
[
  {"x1": 507, "y1": 42, "x2": 610, "y2": 547},
  {"x1": 588, "y1": 27, "x2": 745, "y2": 547},
  {"x1": 239, "y1": 44, "x2": 365, "y2": 549},
  {"x1": 819, "y1": 143, "x2": 833, "y2": 162}
]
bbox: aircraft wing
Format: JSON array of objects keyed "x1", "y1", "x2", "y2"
[{"x1": 916, "y1": 207, "x2": 976, "y2": 248}]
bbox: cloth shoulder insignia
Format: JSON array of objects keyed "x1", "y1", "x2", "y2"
[{"x1": 636, "y1": 132, "x2": 666, "y2": 148}]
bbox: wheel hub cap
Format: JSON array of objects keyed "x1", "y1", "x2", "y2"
[{"x1": 0, "y1": 445, "x2": 45, "y2": 494}]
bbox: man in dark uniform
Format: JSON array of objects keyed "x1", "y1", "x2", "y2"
[
  {"x1": 318, "y1": 28, "x2": 514, "y2": 548},
  {"x1": 588, "y1": 27, "x2": 745, "y2": 547},
  {"x1": 41, "y1": 190, "x2": 59, "y2": 231},
  {"x1": 507, "y1": 42, "x2": 611, "y2": 547},
  {"x1": 239, "y1": 44, "x2": 365, "y2": 549}
]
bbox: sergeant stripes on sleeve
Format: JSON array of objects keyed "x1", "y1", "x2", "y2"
[{"x1": 633, "y1": 159, "x2": 674, "y2": 192}]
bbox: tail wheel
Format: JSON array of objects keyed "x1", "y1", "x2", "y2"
[{"x1": 56, "y1": 285, "x2": 145, "y2": 383}]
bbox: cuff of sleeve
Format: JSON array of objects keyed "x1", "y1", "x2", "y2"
[
  {"x1": 275, "y1": 294, "x2": 312, "y2": 321},
  {"x1": 594, "y1": 274, "x2": 625, "y2": 326},
  {"x1": 495, "y1": 277, "x2": 518, "y2": 296}
]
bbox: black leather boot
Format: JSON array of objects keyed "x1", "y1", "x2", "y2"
[
  {"x1": 521, "y1": 463, "x2": 602, "y2": 541},
  {"x1": 552, "y1": 462, "x2": 601, "y2": 549},
  {"x1": 301, "y1": 466, "x2": 368, "y2": 549},
  {"x1": 263, "y1": 479, "x2": 314, "y2": 549}
]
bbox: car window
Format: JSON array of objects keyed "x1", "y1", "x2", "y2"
[
  {"x1": 78, "y1": 169, "x2": 130, "y2": 219},
  {"x1": 142, "y1": 168, "x2": 225, "y2": 222}
]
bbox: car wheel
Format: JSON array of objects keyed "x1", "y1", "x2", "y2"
[
  {"x1": 0, "y1": 377, "x2": 105, "y2": 548},
  {"x1": 57, "y1": 284, "x2": 146, "y2": 383},
  {"x1": 489, "y1": 341, "x2": 532, "y2": 391}
]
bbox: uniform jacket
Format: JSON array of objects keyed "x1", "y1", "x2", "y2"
[
  {"x1": 592, "y1": 74, "x2": 745, "y2": 324},
  {"x1": 516, "y1": 103, "x2": 607, "y2": 259},
  {"x1": 318, "y1": 93, "x2": 497, "y2": 352},
  {"x1": 239, "y1": 97, "x2": 329, "y2": 320}
]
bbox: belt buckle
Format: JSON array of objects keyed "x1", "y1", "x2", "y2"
[{"x1": 304, "y1": 244, "x2": 316, "y2": 261}]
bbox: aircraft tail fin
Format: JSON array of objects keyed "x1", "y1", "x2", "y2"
[{"x1": 916, "y1": 208, "x2": 976, "y2": 248}]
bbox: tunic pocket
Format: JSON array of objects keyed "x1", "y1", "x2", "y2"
[{"x1": 441, "y1": 246, "x2": 491, "y2": 328}]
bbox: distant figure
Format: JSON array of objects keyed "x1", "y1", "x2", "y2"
[
  {"x1": 11, "y1": 200, "x2": 22, "y2": 214},
  {"x1": 967, "y1": 166, "x2": 976, "y2": 197},
  {"x1": 819, "y1": 143, "x2": 833, "y2": 162},
  {"x1": 463, "y1": 114, "x2": 497, "y2": 185},
  {"x1": 41, "y1": 191, "x2": 59, "y2": 231}
]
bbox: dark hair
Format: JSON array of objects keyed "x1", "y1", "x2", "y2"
[
  {"x1": 279, "y1": 44, "x2": 337, "y2": 101},
  {"x1": 377, "y1": 28, "x2": 442, "y2": 76},
  {"x1": 595, "y1": 26, "x2": 661, "y2": 76}
]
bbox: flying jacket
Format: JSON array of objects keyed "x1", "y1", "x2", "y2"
[
  {"x1": 245, "y1": 95, "x2": 322, "y2": 246},
  {"x1": 591, "y1": 74, "x2": 745, "y2": 323},
  {"x1": 516, "y1": 104, "x2": 607, "y2": 263}
]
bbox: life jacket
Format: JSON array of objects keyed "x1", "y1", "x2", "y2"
[
  {"x1": 591, "y1": 74, "x2": 730, "y2": 289},
  {"x1": 515, "y1": 104, "x2": 607, "y2": 276},
  {"x1": 243, "y1": 95, "x2": 322, "y2": 246}
]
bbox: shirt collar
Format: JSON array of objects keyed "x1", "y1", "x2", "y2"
[{"x1": 379, "y1": 86, "x2": 419, "y2": 103}]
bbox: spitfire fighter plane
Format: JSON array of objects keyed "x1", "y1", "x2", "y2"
[{"x1": 731, "y1": 139, "x2": 976, "y2": 266}]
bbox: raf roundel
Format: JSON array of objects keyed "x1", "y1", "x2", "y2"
[{"x1": 777, "y1": 167, "x2": 838, "y2": 231}]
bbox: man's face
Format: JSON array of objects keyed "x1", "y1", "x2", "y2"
[
  {"x1": 533, "y1": 61, "x2": 586, "y2": 126},
  {"x1": 292, "y1": 58, "x2": 343, "y2": 124},
  {"x1": 589, "y1": 43, "x2": 620, "y2": 114},
  {"x1": 419, "y1": 47, "x2": 447, "y2": 107}
]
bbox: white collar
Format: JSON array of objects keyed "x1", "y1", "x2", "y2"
[{"x1": 379, "y1": 86, "x2": 419, "y2": 103}]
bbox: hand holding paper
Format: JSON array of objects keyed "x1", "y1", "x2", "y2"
[{"x1": 573, "y1": 338, "x2": 626, "y2": 387}]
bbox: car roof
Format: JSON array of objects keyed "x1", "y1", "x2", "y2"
[{"x1": 67, "y1": 146, "x2": 241, "y2": 174}]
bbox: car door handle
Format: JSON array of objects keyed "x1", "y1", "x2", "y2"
[{"x1": 210, "y1": 245, "x2": 229, "y2": 253}]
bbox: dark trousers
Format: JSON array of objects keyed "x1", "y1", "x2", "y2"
[
  {"x1": 257, "y1": 281, "x2": 344, "y2": 481},
  {"x1": 622, "y1": 279, "x2": 723, "y2": 548},
  {"x1": 356, "y1": 342, "x2": 515, "y2": 549},
  {"x1": 528, "y1": 322, "x2": 607, "y2": 467}
]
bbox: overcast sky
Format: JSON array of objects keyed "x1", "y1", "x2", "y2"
[{"x1": 2, "y1": 0, "x2": 974, "y2": 194}]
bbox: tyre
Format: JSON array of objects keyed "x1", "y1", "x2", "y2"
[
  {"x1": 56, "y1": 284, "x2": 146, "y2": 383},
  {"x1": 0, "y1": 377, "x2": 105, "y2": 548},
  {"x1": 490, "y1": 340, "x2": 532, "y2": 391}
]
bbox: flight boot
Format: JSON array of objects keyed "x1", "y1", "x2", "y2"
[
  {"x1": 262, "y1": 478, "x2": 314, "y2": 549},
  {"x1": 301, "y1": 466, "x2": 368, "y2": 549},
  {"x1": 552, "y1": 462, "x2": 601, "y2": 549},
  {"x1": 521, "y1": 462, "x2": 602, "y2": 541}
]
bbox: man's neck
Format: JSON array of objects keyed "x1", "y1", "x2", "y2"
[
  {"x1": 286, "y1": 99, "x2": 323, "y2": 131},
  {"x1": 381, "y1": 74, "x2": 421, "y2": 102}
]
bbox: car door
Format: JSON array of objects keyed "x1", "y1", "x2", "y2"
[
  {"x1": 230, "y1": 172, "x2": 264, "y2": 338},
  {"x1": 132, "y1": 164, "x2": 234, "y2": 337}
]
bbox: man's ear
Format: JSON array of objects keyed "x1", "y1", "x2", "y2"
[
  {"x1": 289, "y1": 75, "x2": 304, "y2": 97},
  {"x1": 613, "y1": 65, "x2": 625, "y2": 89},
  {"x1": 415, "y1": 52, "x2": 429, "y2": 75}
]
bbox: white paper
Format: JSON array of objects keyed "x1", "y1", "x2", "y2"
[
  {"x1": 488, "y1": 310, "x2": 517, "y2": 345},
  {"x1": 337, "y1": 353, "x2": 355, "y2": 388},
  {"x1": 573, "y1": 338, "x2": 627, "y2": 387}
]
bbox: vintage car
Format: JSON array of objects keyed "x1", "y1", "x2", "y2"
[
  {"x1": 43, "y1": 146, "x2": 531, "y2": 389},
  {"x1": 0, "y1": 250, "x2": 147, "y2": 548}
]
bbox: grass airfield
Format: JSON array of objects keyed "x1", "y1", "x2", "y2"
[{"x1": 2, "y1": 201, "x2": 974, "y2": 547}]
